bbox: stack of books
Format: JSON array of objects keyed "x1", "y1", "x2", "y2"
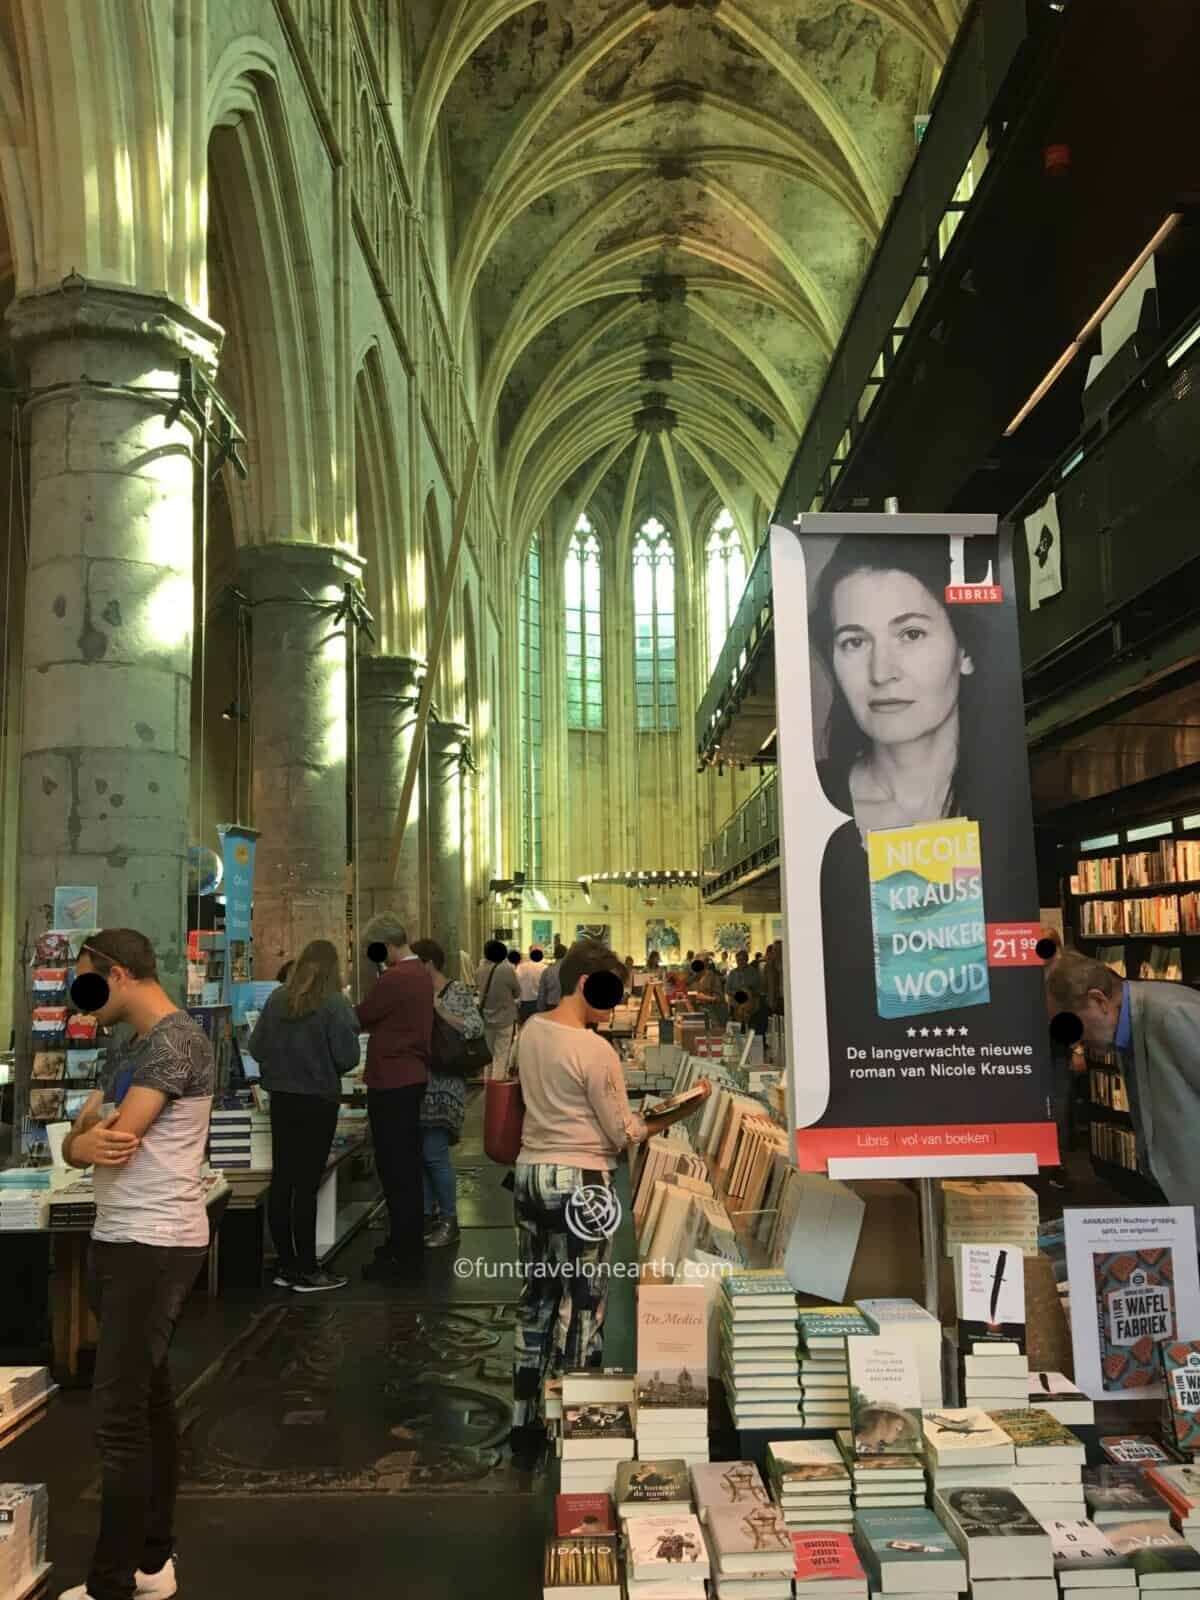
[
  {"x1": 208, "y1": 1106, "x2": 272, "y2": 1170},
  {"x1": 1105, "y1": 1520, "x2": 1200, "y2": 1592},
  {"x1": 622, "y1": 1513, "x2": 710, "y2": 1600},
  {"x1": 719, "y1": 1273, "x2": 802, "y2": 1433},
  {"x1": 1085, "y1": 1466, "x2": 1173, "y2": 1528},
  {"x1": 0, "y1": 1370, "x2": 50, "y2": 1421},
  {"x1": 45, "y1": 1181, "x2": 95, "y2": 1231},
  {"x1": 1144, "y1": 1464, "x2": 1200, "y2": 1540},
  {"x1": 704, "y1": 1501, "x2": 795, "y2": 1600},
  {"x1": 790, "y1": 1531, "x2": 869, "y2": 1600},
  {"x1": 941, "y1": 1182, "x2": 1040, "y2": 1259},
  {"x1": 933, "y1": 1483, "x2": 1055, "y2": 1598},
  {"x1": 962, "y1": 1344, "x2": 1030, "y2": 1414},
  {"x1": 836, "y1": 1432, "x2": 926, "y2": 1513},
  {"x1": 0, "y1": 1187, "x2": 44, "y2": 1232},
  {"x1": 560, "y1": 1372, "x2": 636, "y2": 1498},
  {"x1": 922, "y1": 1407, "x2": 1015, "y2": 1504},
  {"x1": 989, "y1": 1409, "x2": 1088, "y2": 1522},
  {"x1": 1042, "y1": 1518, "x2": 1136, "y2": 1597},
  {"x1": 796, "y1": 1308, "x2": 869, "y2": 1431},
  {"x1": 765, "y1": 1440, "x2": 853, "y2": 1532},
  {"x1": 856, "y1": 1299, "x2": 944, "y2": 1409},
  {"x1": 0, "y1": 1482, "x2": 49, "y2": 1598},
  {"x1": 1027, "y1": 1371, "x2": 1095, "y2": 1426},
  {"x1": 852, "y1": 1506, "x2": 968, "y2": 1597},
  {"x1": 637, "y1": 1285, "x2": 710, "y2": 1465}
]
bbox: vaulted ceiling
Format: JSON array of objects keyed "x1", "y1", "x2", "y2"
[{"x1": 416, "y1": 0, "x2": 965, "y2": 548}]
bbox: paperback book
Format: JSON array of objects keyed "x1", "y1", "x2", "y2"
[
  {"x1": 1042, "y1": 1518, "x2": 1134, "y2": 1589},
  {"x1": 1094, "y1": 1252, "x2": 1177, "y2": 1395},
  {"x1": 637, "y1": 1286, "x2": 708, "y2": 1424},
  {"x1": 690, "y1": 1461, "x2": 770, "y2": 1515},
  {"x1": 1101, "y1": 1435, "x2": 1175, "y2": 1467},
  {"x1": 706, "y1": 1503, "x2": 794, "y2": 1575},
  {"x1": 790, "y1": 1532, "x2": 868, "y2": 1591},
  {"x1": 1106, "y1": 1519, "x2": 1200, "y2": 1586},
  {"x1": 933, "y1": 1486, "x2": 1053, "y2": 1580},
  {"x1": 955, "y1": 1244, "x2": 1027, "y2": 1349},
  {"x1": 797, "y1": 1308, "x2": 871, "y2": 1354},
  {"x1": 562, "y1": 1402, "x2": 635, "y2": 1459},
  {"x1": 544, "y1": 1538, "x2": 621, "y2": 1600},
  {"x1": 1027, "y1": 1370, "x2": 1096, "y2": 1426},
  {"x1": 846, "y1": 1337, "x2": 922, "y2": 1457},
  {"x1": 1084, "y1": 1466, "x2": 1172, "y2": 1526},
  {"x1": 1162, "y1": 1342, "x2": 1200, "y2": 1457},
  {"x1": 851, "y1": 1507, "x2": 968, "y2": 1593},
  {"x1": 624, "y1": 1514, "x2": 709, "y2": 1582},
  {"x1": 615, "y1": 1460, "x2": 690, "y2": 1519},
  {"x1": 922, "y1": 1408, "x2": 1016, "y2": 1468},
  {"x1": 767, "y1": 1439, "x2": 851, "y2": 1493},
  {"x1": 988, "y1": 1408, "x2": 1087, "y2": 1465},
  {"x1": 555, "y1": 1493, "x2": 616, "y2": 1538}
]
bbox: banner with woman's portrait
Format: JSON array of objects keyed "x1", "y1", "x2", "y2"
[{"x1": 771, "y1": 514, "x2": 1058, "y2": 1174}]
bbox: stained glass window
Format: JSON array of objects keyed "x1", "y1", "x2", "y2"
[
  {"x1": 565, "y1": 515, "x2": 604, "y2": 731},
  {"x1": 633, "y1": 515, "x2": 677, "y2": 732},
  {"x1": 705, "y1": 508, "x2": 746, "y2": 675},
  {"x1": 519, "y1": 532, "x2": 543, "y2": 878}
]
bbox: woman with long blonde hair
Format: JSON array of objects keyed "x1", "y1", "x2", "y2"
[{"x1": 247, "y1": 939, "x2": 362, "y2": 1292}]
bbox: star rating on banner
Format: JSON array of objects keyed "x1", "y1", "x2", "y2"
[{"x1": 906, "y1": 1026, "x2": 970, "y2": 1038}]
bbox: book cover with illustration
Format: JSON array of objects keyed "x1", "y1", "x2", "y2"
[
  {"x1": 636, "y1": 1286, "x2": 708, "y2": 1411},
  {"x1": 555, "y1": 1492, "x2": 616, "y2": 1538},
  {"x1": 706, "y1": 1503, "x2": 794, "y2": 1573},
  {"x1": 1162, "y1": 1343, "x2": 1200, "y2": 1457},
  {"x1": 987, "y1": 1408, "x2": 1086, "y2": 1462},
  {"x1": 563, "y1": 1402, "x2": 634, "y2": 1441},
  {"x1": 1085, "y1": 1466, "x2": 1171, "y2": 1524},
  {"x1": 615, "y1": 1460, "x2": 690, "y2": 1512},
  {"x1": 847, "y1": 1337, "x2": 922, "y2": 1457},
  {"x1": 624, "y1": 1514, "x2": 709, "y2": 1579},
  {"x1": 767, "y1": 1439, "x2": 851, "y2": 1488},
  {"x1": 791, "y1": 1532, "x2": 866, "y2": 1586},
  {"x1": 1093, "y1": 1251, "x2": 1177, "y2": 1395},
  {"x1": 852, "y1": 1507, "x2": 967, "y2": 1583},
  {"x1": 1101, "y1": 1435, "x2": 1174, "y2": 1467},
  {"x1": 866, "y1": 817, "x2": 989, "y2": 1020},
  {"x1": 936, "y1": 1486, "x2": 1048, "y2": 1540},
  {"x1": 691, "y1": 1461, "x2": 770, "y2": 1512},
  {"x1": 1107, "y1": 1519, "x2": 1200, "y2": 1581}
]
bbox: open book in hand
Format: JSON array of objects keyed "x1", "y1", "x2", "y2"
[{"x1": 645, "y1": 1080, "x2": 713, "y2": 1121}]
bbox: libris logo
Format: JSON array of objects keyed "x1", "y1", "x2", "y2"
[
  {"x1": 945, "y1": 535, "x2": 1002, "y2": 605},
  {"x1": 565, "y1": 1184, "x2": 622, "y2": 1242}
]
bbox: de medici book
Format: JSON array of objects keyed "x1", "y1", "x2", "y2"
[{"x1": 866, "y1": 818, "x2": 989, "y2": 1021}]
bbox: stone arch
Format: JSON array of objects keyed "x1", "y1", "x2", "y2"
[{"x1": 207, "y1": 41, "x2": 333, "y2": 545}]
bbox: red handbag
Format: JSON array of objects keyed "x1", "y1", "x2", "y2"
[{"x1": 484, "y1": 1072, "x2": 524, "y2": 1165}]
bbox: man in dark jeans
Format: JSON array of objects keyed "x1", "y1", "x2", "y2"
[
  {"x1": 59, "y1": 928, "x2": 215, "y2": 1600},
  {"x1": 357, "y1": 913, "x2": 434, "y2": 1278}
]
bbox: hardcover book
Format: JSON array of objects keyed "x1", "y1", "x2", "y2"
[
  {"x1": 1093, "y1": 1252, "x2": 1178, "y2": 1395},
  {"x1": 615, "y1": 1460, "x2": 690, "y2": 1516},
  {"x1": 852, "y1": 1507, "x2": 968, "y2": 1593},
  {"x1": 866, "y1": 817, "x2": 988, "y2": 1020},
  {"x1": 555, "y1": 1493, "x2": 616, "y2": 1538},
  {"x1": 624, "y1": 1514, "x2": 709, "y2": 1581},
  {"x1": 1042, "y1": 1518, "x2": 1133, "y2": 1588},
  {"x1": 706, "y1": 1502, "x2": 794, "y2": 1575},
  {"x1": 791, "y1": 1532, "x2": 867, "y2": 1587},
  {"x1": 1162, "y1": 1342, "x2": 1200, "y2": 1456},
  {"x1": 1106, "y1": 1518, "x2": 1200, "y2": 1585},
  {"x1": 847, "y1": 1337, "x2": 922, "y2": 1457},
  {"x1": 637, "y1": 1286, "x2": 708, "y2": 1413}
]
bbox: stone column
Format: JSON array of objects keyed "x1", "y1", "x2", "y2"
[
  {"x1": 356, "y1": 653, "x2": 424, "y2": 932},
  {"x1": 8, "y1": 285, "x2": 221, "y2": 1008},
  {"x1": 426, "y1": 720, "x2": 469, "y2": 967},
  {"x1": 240, "y1": 542, "x2": 364, "y2": 973}
]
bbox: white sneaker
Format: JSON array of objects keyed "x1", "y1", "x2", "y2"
[{"x1": 136, "y1": 1557, "x2": 178, "y2": 1598}]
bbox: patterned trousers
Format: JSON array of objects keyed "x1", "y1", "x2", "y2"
[{"x1": 512, "y1": 1162, "x2": 614, "y2": 1428}]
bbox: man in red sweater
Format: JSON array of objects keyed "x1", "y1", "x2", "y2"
[{"x1": 357, "y1": 913, "x2": 434, "y2": 1277}]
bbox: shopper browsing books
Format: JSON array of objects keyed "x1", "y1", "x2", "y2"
[
  {"x1": 356, "y1": 914, "x2": 434, "y2": 1278},
  {"x1": 247, "y1": 939, "x2": 361, "y2": 1293},
  {"x1": 411, "y1": 937, "x2": 485, "y2": 1249},
  {"x1": 1046, "y1": 950, "x2": 1200, "y2": 1206},
  {"x1": 516, "y1": 947, "x2": 544, "y2": 1022},
  {"x1": 510, "y1": 940, "x2": 707, "y2": 1458},
  {"x1": 58, "y1": 928, "x2": 215, "y2": 1600},
  {"x1": 537, "y1": 941, "x2": 569, "y2": 1012},
  {"x1": 475, "y1": 937, "x2": 521, "y2": 1074}
]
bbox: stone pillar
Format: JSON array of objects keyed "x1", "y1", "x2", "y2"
[
  {"x1": 356, "y1": 653, "x2": 424, "y2": 932},
  {"x1": 426, "y1": 720, "x2": 469, "y2": 967},
  {"x1": 8, "y1": 286, "x2": 221, "y2": 1008},
  {"x1": 240, "y1": 542, "x2": 364, "y2": 973}
]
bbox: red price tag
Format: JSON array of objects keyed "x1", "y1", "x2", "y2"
[{"x1": 987, "y1": 922, "x2": 1044, "y2": 967}]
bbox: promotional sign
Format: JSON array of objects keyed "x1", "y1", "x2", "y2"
[
  {"x1": 217, "y1": 824, "x2": 260, "y2": 1022},
  {"x1": 1063, "y1": 1208, "x2": 1200, "y2": 1402},
  {"x1": 772, "y1": 514, "x2": 1057, "y2": 1173}
]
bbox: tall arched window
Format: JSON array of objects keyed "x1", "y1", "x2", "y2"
[
  {"x1": 519, "y1": 533, "x2": 543, "y2": 878},
  {"x1": 705, "y1": 508, "x2": 746, "y2": 675},
  {"x1": 633, "y1": 515, "x2": 677, "y2": 732},
  {"x1": 565, "y1": 514, "x2": 603, "y2": 730}
]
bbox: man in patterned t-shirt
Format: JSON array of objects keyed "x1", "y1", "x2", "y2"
[{"x1": 60, "y1": 929, "x2": 214, "y2": 1600}]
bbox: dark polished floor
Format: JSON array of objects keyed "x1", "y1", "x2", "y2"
[{"x1": 4, "y1": 1093, "x2": 626, "y2": 1599}]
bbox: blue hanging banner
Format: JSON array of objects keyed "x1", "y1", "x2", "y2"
[{"x1": 217, "y1": 824, "x2": 260, "y2": 1022}]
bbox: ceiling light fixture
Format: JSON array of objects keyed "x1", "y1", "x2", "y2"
[{"x1": 1004, "y1": 213, "x2": 1181, "y2": 435}]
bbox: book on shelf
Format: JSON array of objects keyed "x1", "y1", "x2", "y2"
[
  {"x1": 705, "y1": 1502, "x2": 794, "y2": 1575},
  {"x1": 615, "y1": 1460, "x2": 690, "y2": 1520},
  {"x1": 1140, "y1": 945, "x2": 1182, "y2": 981},
  {"x1": 851, "y1": 1506, "x2": 968, "y2": 1593},
  {"x1": 1095, "y1": 944, "x2": 1128, "y2": 976},
  {"x1": 562, "y1": 1403, "x2": 635, "y2": 1460},
  {"x1": 933, "y1": 1485, "x2": 1053, "y2": 1580},
  {"x1": 543, "y1": 1537, "x2": 621, "y2": 1600},
  {"x1": 1090, "y1": 1067, "x2": 1131, "y2": 1113},
  {"x1": 1100, "y1": 1435, "x2": 1176, "y2": 1467},
  {"x1": 790, "y1": 1530, "x2": 868, "y2": 1593},
  {"x1": 1026, "y1": 1370, "x2": 1095, "y2": 1426},
  {"x1": 555, "y1": 1492, "x2": 616, "y2": 1538},
  {"x1": 1042, "y1": 1517, "x2": 1135, "y2": 1588},
  {"x1": 1085, "y1": 1465, "x2": 1172, "y2": 1526},
  {"x1": 623, "y1": 1514, "x2": 710, "y2": 1582},
  {"x1": 1090, "y1": 1120, "x2": 1140, "y2": 1171},
  {"x1": 1105, "y1": 1518, "x2": 1200, "y2": 1587}
]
